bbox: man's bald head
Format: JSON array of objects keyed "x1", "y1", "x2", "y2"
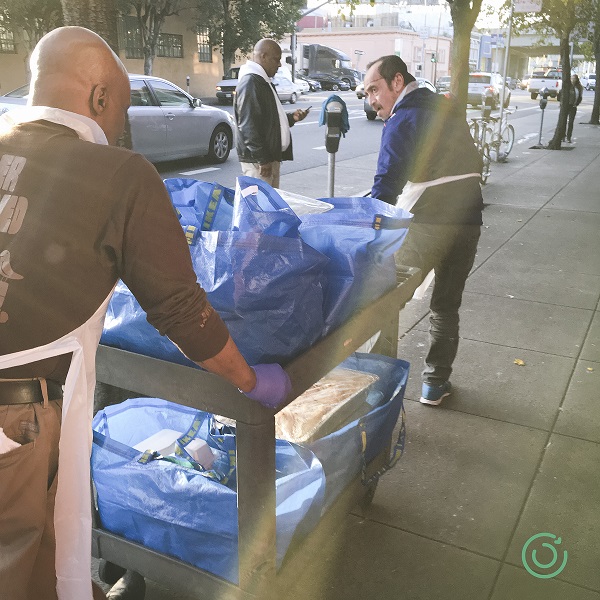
[
  {"x1": 29, "y1": 27, "x2": 130, "y2": 145},
  {"x1": 253, "y1": 39, "x2": 282, "y2": 78}
]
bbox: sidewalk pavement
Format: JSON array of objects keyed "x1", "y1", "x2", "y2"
[{"x1": 97, "y1": 121, "x2": 600, "y2": 600}]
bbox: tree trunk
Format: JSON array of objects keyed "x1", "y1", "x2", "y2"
[
  {"x1": 590, "y1": 43, "x2": 600, "y2": 124},
  {"x1": 547, "y1": 35, "x2": 571, "y2": 149},
  {"x1": 60, "y1": 0, "x2": 119, "y2": 53},
  {"x1": 144, "y1": 49, "x2": 154, "y2": 75},
  {"x1": 449, "y1": 20, "x2": 472, "y2": 114},
  {"x1": 448, "y1": 0, "x2": 482, "y2": 116}
]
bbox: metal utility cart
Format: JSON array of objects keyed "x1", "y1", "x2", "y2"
[{"x1": 92, "y1": 266, "x2": 421, "y2": 600}]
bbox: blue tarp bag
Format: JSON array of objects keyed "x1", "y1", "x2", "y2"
[
  {"x1": 91, "y1": 398, "x2": 326, "y2": 584},
  {"x1": 299, "y1": 197, "x2": 412, "y2": 332},
  {"x1": 101, "y1": 177, "x2": 328, "y2": 366}
]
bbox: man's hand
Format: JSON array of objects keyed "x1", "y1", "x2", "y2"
[
  {"x1": 259, "y1": 162, "x2": 273, "y2": 178},
  {"x1": 292, "y1": 107, "x2": 310, "y2": 122},
  {"x1": 244, "y1": 363, "x2": 292, "y2": 409}
]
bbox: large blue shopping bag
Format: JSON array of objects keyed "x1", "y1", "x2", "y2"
[
  {"x1": 101, "y1": 177, "x2": 328, "y2": 366},
  {"x1": 299, "y1": 197, "x2": 412, "y2": 333},
  {"x1": 91, "y1": 398, "x2": 326, "y2": 584}
]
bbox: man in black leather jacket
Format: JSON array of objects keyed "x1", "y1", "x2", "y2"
[{"x1": 234, "y1": 39, "x2": 309, "y2": 187}]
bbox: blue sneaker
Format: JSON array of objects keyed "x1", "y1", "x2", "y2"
[{"x1": 420, "y1": 381, "x2": 452, "y2": 406}]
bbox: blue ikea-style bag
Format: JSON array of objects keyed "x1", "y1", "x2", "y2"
[
  {"x1": 92, "y1": 398, "x2": 326, "y2": 584},
  {"x1": 101, "y1": 177, "x2": 328, "y2": 366},
  {"x1": 299, "y1": 197, "x2": 412, "y2": 332}
]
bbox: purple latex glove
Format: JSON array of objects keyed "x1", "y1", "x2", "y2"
[{"x1": 244, "y1": 363, "x2": 292, "y2": 409}]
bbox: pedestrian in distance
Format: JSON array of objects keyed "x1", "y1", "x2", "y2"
[
  {"x1": 0, "y1": 26, "x2": 291, "y2": 600},
  {"x1": 565, "y1": 74, "x2": 583, "y2": 143},
  {"x1": 364, "y1": 54, "x2": 484, "y2": 406},
  {"x1": 234, "y1": 38, "x2": 310, "y2": 188}
]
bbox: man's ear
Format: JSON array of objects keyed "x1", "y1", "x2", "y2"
[
  {"x1": 393, "y1": 73, "x2": 405, "y2": 93},
  {"x1": 90, "y1": 84, "x2": 108, "y2": 116}
]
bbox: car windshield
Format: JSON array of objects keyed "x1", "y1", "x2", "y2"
[{"x1": 469, "y1": 75, "x2": 491, "y2": 84}]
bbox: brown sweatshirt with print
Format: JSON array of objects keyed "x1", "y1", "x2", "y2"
[{"x1": 0, "y1": 120, "x2": 229, "y2": 381}]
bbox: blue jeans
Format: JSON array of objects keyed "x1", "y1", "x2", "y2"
[{"x1": 395, "y1": 222, "x2": 481, "y2": 385}]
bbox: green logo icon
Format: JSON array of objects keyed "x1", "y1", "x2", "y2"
[{"x1": 522, "y1": 533, "x2": 568, "y2": 579}]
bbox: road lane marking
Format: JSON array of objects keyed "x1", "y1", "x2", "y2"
[
  {"x1": 312, "y1": 145, "x2": 326, "y2": 150},
  {"x1": 179, "y1": 167, "x2": 221, "y2": 175}
]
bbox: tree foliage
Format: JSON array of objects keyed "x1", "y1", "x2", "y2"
[
  {"x1": 194, "y1": 0, "x2": 304, "y2": 74},
  {"x1": 118, "y1": 0, "x2": 189, "y2": 74},
  {"x1": 0, "y1": 0, "x2": 63, "y2": 70}
]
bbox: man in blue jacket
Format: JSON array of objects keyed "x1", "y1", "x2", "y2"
[{"x1": 365, "y1": 55, "x2": 483, "y2": 406}]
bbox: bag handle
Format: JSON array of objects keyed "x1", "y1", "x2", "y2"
[{"x1": 359, "y1": 405, "x2": 406, "y2": 487}]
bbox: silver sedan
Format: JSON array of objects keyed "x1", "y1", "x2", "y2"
[{"x1": 0, "y1": 74, "x2": 234, "y2": 163}]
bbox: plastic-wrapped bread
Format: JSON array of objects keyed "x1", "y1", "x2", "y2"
[{"x1": 275, "y1": 368, "x2": 379, "y2": 443}]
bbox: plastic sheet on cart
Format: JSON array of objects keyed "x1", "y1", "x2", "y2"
[{"x1": 92, "y1": 398, "x2": 326, "y2": 584}]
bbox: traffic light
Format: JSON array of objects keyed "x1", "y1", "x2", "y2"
[{"x1": 431, "y1": 53, "x2": 436, "y2": 63}]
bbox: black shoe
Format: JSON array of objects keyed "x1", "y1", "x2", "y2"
[{"x1": 106, "y1": 571, "x2": 146, "y2": 600}]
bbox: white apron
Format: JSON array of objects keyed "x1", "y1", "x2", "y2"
[
  {"x1": 395, "y1": 173, "x2": 480, "y2": 300},
  {"x1": 0, "y1": 292, "x2": 113, "y2": 600}
]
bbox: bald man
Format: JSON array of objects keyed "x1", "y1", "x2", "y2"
[
  {"x1": 0, "y1": 26, "x2": 290, "y2": 600},
  {"x1": 234, "y1": 38, "x2": 309, "y2": 187}
]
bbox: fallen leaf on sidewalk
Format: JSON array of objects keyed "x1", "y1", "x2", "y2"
[
  {"x1": 587, "y1": 367, "x2": 594, "y2": 372},
  {"x1": 514, "y1": 359, "x2": 526, "y2": 366}
]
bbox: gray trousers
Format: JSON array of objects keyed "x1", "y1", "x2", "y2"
[{"x1": 395, "y1": 222, "x2": 481, "y2": 385}]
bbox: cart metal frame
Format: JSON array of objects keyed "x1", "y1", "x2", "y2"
[{"x1": 92, "y1": 266, "x2": 421, "y2": 599}]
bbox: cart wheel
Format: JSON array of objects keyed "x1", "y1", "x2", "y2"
[
  {"x1": 106, "y1": 571, "x2": 146, "y2": 600},
  {"x1": 98, "y1": 560, "x2": 127, "y2": 585},
  {"x1": 358, "y1": 481, "x2": 379, "y2": 511}
]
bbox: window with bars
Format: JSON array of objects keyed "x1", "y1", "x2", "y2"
[
  {"x1": 157, "y1": 33, "x2": 183, "y2": 58},
  {"x1": 120, "y1": 16, "x2": 143, "y2": 59},
  {"x1": 0, "y1": 20, "x2": 16, "y2": 54},
  {"x1": 197, "y1": 29, "x2": 212, "y2": 63},
  {"x1": 119, "y1": 16, "x2": 183, "y2": 59}
]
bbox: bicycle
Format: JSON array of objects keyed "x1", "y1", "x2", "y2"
[
  {"x1": 469, "y1": 117, "x2": 493, "y2": 184},
  {"x1": 469, "y1": 110, "x2": 515, "y2": 184}
]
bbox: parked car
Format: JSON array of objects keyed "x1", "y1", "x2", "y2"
[
  {"x1": 436, "y1": 75, "x2": 452, "y2": 93},
  {"x1": 309, "y1": 73, "x2": 351, "y2": 91},
  {"x1": 293, "y1": 77, "x2": 310, "y2": 94},
  {"x1": 271, "y1": 74, "x2": 299, "y2": 104},
  {"x1": 467, "y1": 72, "x2": 511, "y2": 108},
  {"x1": 215, "y1": 66, "x2": 240, "y2": 104},
  {"x1": 505, "y1": 77, "x2": 517, "y2": 90},
  {"x1": 296, "y1": 73, "x2": 322, "y2": 92},
  {"x1": 581, "y1": 73, "x2": 596, "y2": 91},
  {"x1": 0, "y1": 74, "x2": 235, "y2": 163},
  {"x1": 528, "y1": 69, "x2": 561, "y2": 100},
  {"x1": 364, "y1": 77, "x2": 437, "y2": 120},
  {"x1": 355, "y1": 82, "x2": 365, "y2": 99}
]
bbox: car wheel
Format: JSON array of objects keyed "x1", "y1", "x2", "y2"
[
  {"x1": 366, "y1": 111, "x2": 376, "y2": 121},
  {"x1": 503, "y1": 93, "x2": 511, "y2": 108},
  {"x1": 332, "y1": 84, "x2": 339, "y2": 91},
  {"x1": 207, "y1": 125, "x2": 231, "y2": 163},
  {"x1": 289, "y1": 92, "x2": 297, "y2": 104},
  {"x1": 530, "y1": 92, "x2": 538, "y2": 100}
]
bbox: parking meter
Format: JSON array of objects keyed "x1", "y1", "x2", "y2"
[
  {"x1": 325, "y1": 101, "x2": 344, "y2": 153},
  {"x1": 539, "y1": 87, "x2": 548, "y2": 110},
  {"x1": 186, "y1": 75, "x2": 190, "y2": 94},
  {"x1": 536, "y1": 87, "x2": 548, "y2": 146},
  {"x1": 481, "y1": 90, "x2": 493, "y2": 118}
]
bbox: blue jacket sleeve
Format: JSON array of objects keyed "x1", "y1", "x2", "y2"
[{"x1": 371, "y1": 112, "x2": 417, "y2": 205}]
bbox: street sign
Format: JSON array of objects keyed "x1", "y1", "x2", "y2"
[
  {"x1": 514, "y1": 0, "x2": 542, "y2": 13},
  {"x1": 419, "y1": 26, "x2": 430, "y2": 39}
]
